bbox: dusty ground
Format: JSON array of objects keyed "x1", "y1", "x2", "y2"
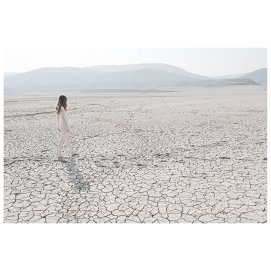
[{"x1": 4, "y1": 86, "x2": 267, "y2": 223}]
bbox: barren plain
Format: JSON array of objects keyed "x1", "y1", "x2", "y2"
[{"x1": 4, "y1": 86, "x2": 267, "y2": 223}]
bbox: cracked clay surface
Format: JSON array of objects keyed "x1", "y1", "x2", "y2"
[{"x1": 4, "y1": 86, "x2": 267, "y2": 223}]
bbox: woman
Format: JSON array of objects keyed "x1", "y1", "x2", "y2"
[{"x1": 56, "y1": 95, "x2": 77, "y2": 159}]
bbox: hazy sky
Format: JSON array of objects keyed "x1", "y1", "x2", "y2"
[{"x1": 4, "y1": 48, "x2": 266, "y2": 77}]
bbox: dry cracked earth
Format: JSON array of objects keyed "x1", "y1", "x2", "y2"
[{"x1": 4, "y1": 86, "x2": 267, "y2": 223}]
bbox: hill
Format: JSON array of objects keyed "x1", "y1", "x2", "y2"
[
  {"x1": 85, "y1": 63, "x2": 210, "y2": 80},
  {"x1": 4, "y1": 67, "x2": 198, "y2": 90},
  {"x1": 239, "y1": 68, "x2": 267, "y2": 85},
  {"x1": 4, "y1": 66, "x2": 260, "y2": 94}
]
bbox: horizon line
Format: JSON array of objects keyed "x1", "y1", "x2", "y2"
[{"x1": 4, "y1": 63, "x2": 267, "y2": 78}]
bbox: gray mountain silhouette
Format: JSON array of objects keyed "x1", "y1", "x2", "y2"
[
  {"x1": 85, "y1": 63, "x2": 209, "y2": 79},
  {"x1": 239, "y1": 68, "x2": 267, "y2": 85},
  {"x1": 4, "y1": 67, "x2": 198, "y2": 87},
  {"x1": 4, "y1": 64, "x2": 262, "y2": 93}
]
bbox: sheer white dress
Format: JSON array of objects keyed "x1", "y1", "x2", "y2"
[
  {"x1": 58, "y1": 106, "x2": 68, "y2": 132},
  {"x1": 57, "y1": 105, "x2": 75, "y2": 157}
]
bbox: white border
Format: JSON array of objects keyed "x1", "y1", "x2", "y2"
[{"x1": 1, "y1": 1, "x2": 270, "y2": 270}]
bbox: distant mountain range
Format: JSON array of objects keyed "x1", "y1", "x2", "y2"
[
  {"x1": 238, "y1": 68, "x2": 267, "y2": 85},
  {"x1": 85, "y1": 63, "x2": 210, "y2": 80},
  {"x1": 4, "y1": 64, "x2": 266, "y2": 93},
  {"x1": 213, "y1": 68, "x2": 267, "y2": 85}
]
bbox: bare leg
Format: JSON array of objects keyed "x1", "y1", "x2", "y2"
[
  {"x1": 58, "y1": 131, "x2": 67, "y2": 157},
  {"x1": 65, "y1": 132, "x2": 75, "y2": 155}
]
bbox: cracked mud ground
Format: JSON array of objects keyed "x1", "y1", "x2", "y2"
[{"x1": 4, "y1": 87, "x2": 267, "y2": 223}]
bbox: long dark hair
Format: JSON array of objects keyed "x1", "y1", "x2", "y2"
[{"x1": 56, "y1": 95, "x2": 67, "y2": 114}]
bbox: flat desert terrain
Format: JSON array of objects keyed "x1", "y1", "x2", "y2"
[{"x1": 4, "y1": 86, "x2": 267, "y2": 223}]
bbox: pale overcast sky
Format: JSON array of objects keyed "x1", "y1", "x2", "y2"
[{"x1": 4, "y1": 48, "x2": 266, "y2": 77}]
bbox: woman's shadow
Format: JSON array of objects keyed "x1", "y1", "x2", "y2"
[{"x1": 60, "y1": 156, "x2": 90, "y2": 191}]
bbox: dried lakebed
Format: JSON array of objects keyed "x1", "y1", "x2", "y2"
[{"x1": 4, "y1": 87, "x2": 267, "y2": 223}]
